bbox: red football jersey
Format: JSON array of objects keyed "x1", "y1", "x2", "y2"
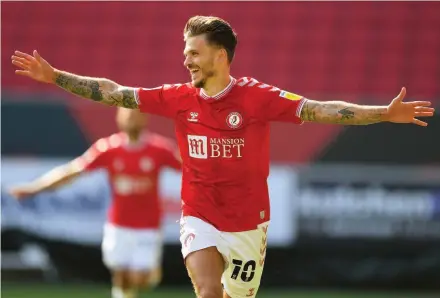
[
  {"x1": 74, "y1": 131, "x2": 181, "y2": 229},
  {"x1": 135, "y1": 77, "x2": 306, "y2": 232}
]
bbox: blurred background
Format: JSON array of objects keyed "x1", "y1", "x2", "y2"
[{"x1": 2, "y1": 2, "x2": 440, "y2": 298}]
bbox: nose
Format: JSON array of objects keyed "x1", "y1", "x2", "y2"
[{"x1": 184, "y1": 56, "x2": 192, "y2": 69}]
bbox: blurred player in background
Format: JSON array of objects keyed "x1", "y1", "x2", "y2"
[
  {"x1": 9, "y1": 108, "x2": 181, "y2": 298},
  {"x1": 11, "y1": 15, "x2": 434, "y2": 298}
]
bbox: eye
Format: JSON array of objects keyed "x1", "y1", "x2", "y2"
[{"x1": 184, "y1": 51, "x2": 199, "y2": 58}]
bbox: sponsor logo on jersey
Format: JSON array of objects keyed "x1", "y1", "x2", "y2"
[
  {"x1": 226, "y1": 112, "x2": 243, "y2": 129},
  {"x1": 280, "y1": 90, "x2": 302, "y2": 101},
  {"x1": 114, "y1": 175, "x2": 151, "y2": 195},
  {"x1": 187, "y1": 135, "x2": 208, "y2": 159},
  {"x1": 187, "y1": 135, "x2": 245, "y2": 159}
]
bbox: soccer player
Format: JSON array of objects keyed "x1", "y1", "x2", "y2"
[
  {"x1": 9, "y1": 108, "x2": 181, "y2": 298},
  {"x1": 11, "y1": 15, "x2": 434, "y2": 298}
]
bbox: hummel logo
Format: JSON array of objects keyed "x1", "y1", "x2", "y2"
[{"x1": 188, "y1": 112, "x2": 199, "y2": 122}]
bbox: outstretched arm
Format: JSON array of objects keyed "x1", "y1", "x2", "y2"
[
  {"x1": 9, "y1": 161, "x2": 83, "y2": 200},
  {"x1": 53, "y1": 70, "x2": 138, "y2": 108},
  {"x1": 300, "y1": 100, "x2": 387, "y2": 125},
  {"x1": 12, "y1": 50, "x2": 138, "y2": 109},
  {"x1": 300, "y1": 88, "x2": 434, "y2": 126}
]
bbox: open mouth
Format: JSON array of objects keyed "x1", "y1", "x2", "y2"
[{"x1": 190, "y1": 69, "x2": 200, "y2": 76}]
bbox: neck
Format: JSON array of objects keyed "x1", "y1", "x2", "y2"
[
  {"x1": 125, "y1": 131, "x2": 141, "y2": 144},
  {"x1": 202, "y1": 72, "x2": 231, "y2": 97}
]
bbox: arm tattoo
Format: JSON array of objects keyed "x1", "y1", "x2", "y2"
[
  {"x1": 300, "y1": 100, "x2": 387, "y2": 125},
  {"x1": 54, "y1": 71, "x2": 138, "y2": 109}
]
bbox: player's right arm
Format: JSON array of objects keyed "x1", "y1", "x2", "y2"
[
  {"x1": 9, "y1": 161, "x2": 84, "y2": 200},
  {"x1": 11, "y1": 50, "x2": 137, "y2": 109}
]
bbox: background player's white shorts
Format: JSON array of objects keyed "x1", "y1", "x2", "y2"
[
  {"x1": 102, "y1": 223, "x2": 162, "y2": 271},
  {"x1": 180, "y1": 216, "x2": 269, "y2": 298}
]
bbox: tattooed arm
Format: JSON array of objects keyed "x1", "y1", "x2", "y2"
[
  {"x1": 299, "y1": 87, "x2": 435, "y2": 127},
  {"x1": 11, "y1": 50, "x2": 138, "y2": 109},
  {"x1": 53, "y1": 70, "x2": 138, "y2": 109},
  {"x1": 300, "y1": 100, "x2": 388, "y2": 125}
]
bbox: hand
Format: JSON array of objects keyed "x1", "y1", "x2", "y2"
[
  {"x1": 11, "y1": 50, "x2": 55, "y2": 84},
  {"x1": 9, "y1": 185, "x2": 37, "y2": 200},
  {"x1": 386, "y1": 87, "x2": 435, "y2": 126}
]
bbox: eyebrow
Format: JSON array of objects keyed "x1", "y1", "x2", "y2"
[{"x1": 183, "y1": 49, "x2": 197, "y2": 56}]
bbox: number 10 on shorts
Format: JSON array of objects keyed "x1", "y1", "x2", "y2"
[{"x1": 230, "y1": 259, "x2": 256, "y2": 282}]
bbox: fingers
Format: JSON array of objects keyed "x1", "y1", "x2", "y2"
[
  {"x1": 11, "y1": 193, "x2": 25, "y2": 200},
  {"x1": 8, "y1": 187, "x2": 30, "y2": 199},
  {"x1": 12, "y1": 60, "x2": 30, "y2": 70},
  {"x1": 15, "y1": 70, "x2": 31, "y2": 77},
  {"x1": 12, "y1": 55, "x2": 31, "y2": 66},
  {"x1": 412, "y1": 118, "x2": 428, "y2": 127},
  {"x1": 8, "y1": 189, "x2": 19, "y2": 198},
  {"x1": 414, "y1": 106, "x2": 435, "y2": 119},
  {"x1": 9, "y1": 192, "x2": 19, "y2": 198},
  {"x1": 415, "y1": 106, "x2": 435, "y2": 112},
  {"x1": 14, "y1": 50, "x2": 35, "y2": 62},
  {"x1": 33, "y1": 50, "x2": 41, "y2": 62},
  {"x1": 394, "y1": 87, "x2": 406, "y2": 102},
  {"x1": 12, "y1": 51, "x2": 38, "y2": 77},
  {"x1": 410, "y1": 101, "x2": 431, "y2": 107},
  {"x1": 415, "y1": 111, "x2": 434, "y2": 117}
]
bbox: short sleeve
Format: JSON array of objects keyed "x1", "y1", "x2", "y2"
[
  {"x1": 256, "y1": 85, "x2": 307, "y2": 124},
  {"x1": 135, "y1": 84, "x2": 186, "y2": 118},
  {"x1": 72, "y1": 138, "x2": 110, "y2": 171}
]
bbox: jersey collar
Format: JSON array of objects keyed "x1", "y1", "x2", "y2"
[
  {"x1": 200, "y1": 76, "x2": 236, "y2": 100},
  {"x1": 122, "y1": 131, "x2": 149, "y2": 150}
]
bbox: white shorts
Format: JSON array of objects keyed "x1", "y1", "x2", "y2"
[
  {"x1": 180, "y1": 216, "x2": 269, "y2": 298},
  {"x1": 102, "y1": 223, "x2": 162, "y2": 271}
]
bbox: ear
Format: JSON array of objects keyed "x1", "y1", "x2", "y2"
[{"x1": 216, "y1": 48, "x2": 228, "y2": 63}]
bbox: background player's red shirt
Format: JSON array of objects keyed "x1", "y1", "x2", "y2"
[
  {"x1": 135, "y1": 77, "x2": 306, "y2": 232},
  {"x1": 74, "y1": 131, "x2": 181, "y2": 229}
]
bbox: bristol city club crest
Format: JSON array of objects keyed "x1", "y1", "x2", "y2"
[{"x1": 226, "y1": 112, "x2": 243, "y2": 129}]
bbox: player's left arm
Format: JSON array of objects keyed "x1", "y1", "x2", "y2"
[{"x1": 300, "y1": 88, "x2": 435, "y2": 126}]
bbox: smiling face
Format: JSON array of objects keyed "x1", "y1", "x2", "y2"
[
  {"x1": 182, "y1": 16, "x2": 238, "y2": 88},
  {"x1": 183, "y1": 34, "x2": 221, "y2": 89}
]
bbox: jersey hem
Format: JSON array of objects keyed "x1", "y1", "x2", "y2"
[
  {"x1": 106, "y1": 221, "x2": 161, "y2": 230},
  {"x1": 182, "y1": 210, "x2": 270, "y2": 233}
]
